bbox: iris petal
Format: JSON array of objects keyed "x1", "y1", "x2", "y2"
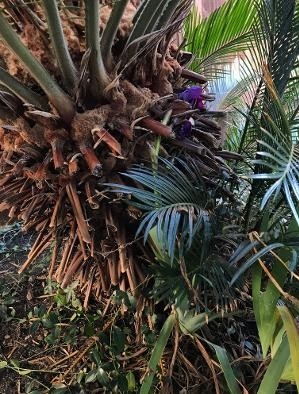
[{"x1": 179, "y1": 86, "x2": 206, "y2": 110}]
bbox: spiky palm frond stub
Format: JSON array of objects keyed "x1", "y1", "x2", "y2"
[{"x1": 0, "y1": 1, "x2": 231, "y2": 302}]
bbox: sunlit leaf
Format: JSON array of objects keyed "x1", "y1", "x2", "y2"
[
  {"x1": 257, "y1": 335, "x2": 290, "y2": 394},
  {"x1": 277, "y1": 305, "x2": 299, "y2": 391}
]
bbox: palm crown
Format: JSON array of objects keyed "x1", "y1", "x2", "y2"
[{"x1": 0, "y1": 0, "x2": 231, "y2": 302}]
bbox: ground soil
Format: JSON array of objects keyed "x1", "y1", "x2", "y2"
[
  {"x1": 0, "y1": 221, "x2": 55, "y2": 394},
  {"x1": 1, "y1": 221, "x2": 298, "y2": 394}
]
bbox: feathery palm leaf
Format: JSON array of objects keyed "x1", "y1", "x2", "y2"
[
  {"x1": 183, "y1": 0, "x2": 257, "y2": 78},
  {"x1": 241, "y1": 0, "x2": 298, "y2": 147},
  {"x1": 218, "y1": 0, "x2": 299, "y2": 230},
  {"x1": 223, "y1": 0, "x2": 299, "y2": 155},
  {"x1": 109, "y1": 158, "x2": 212, "y2": 261},
  {"x1": 249, "y1": 75, "x2": 299, "y2": 224}
]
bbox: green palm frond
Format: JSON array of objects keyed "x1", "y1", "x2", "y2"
[
  {"x1": 259, "y1": 0, "x2": 299, "y2": 97},
  {"x1": 229, "y1": 240, "x2": 284, "y2": 285},
  {"x1": 251, "y1": 126, "x2": 299, "y2": 224},
  {"x1": 183, "y1": 0, "x2": 257, "y2": 77},
  {"x1": 108, "y1": 158, "x2": 212, "y2": 262},
  {"x1": 222, "y1": 0, "x2": 299, "y2": 160},
  {"x1": 147, "y1": 222, "x2": 242, "y2": 312},
  {"x1": 282, "y1": 61, "x2": 299, "y2": 121},
  {"x1": 217, "y1": 0, "x2": 299, "y2": 230},
  {"x1": 123, "y1": 0, "x2": 192, "y2": 60},
  {"x1": 149, "y1": 254, "x2": 238, "y2": 311},
  {"x1": 108, "y1": 157, "x2": 243, "y2": 311},
  {"x1": 242, "y1": 64, "x2": 299, "y2": 226}
]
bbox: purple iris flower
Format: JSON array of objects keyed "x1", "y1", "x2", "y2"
[
  {"x1": 176, "y1": 119, "x2": 192, "y2": 140},
  {"x1": 178, "y1": 86, "x2": 206, "y2": 110}
]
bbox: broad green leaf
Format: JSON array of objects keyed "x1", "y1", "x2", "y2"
[
  {"x1": 252, "y1": 246, "x2": 292, "y2": 356},
  {"x1": 50, "y1": 388, "x2": 68, "y2": 394},
  {"x1": 110, "y1": 326, "x2": 125, "y2": 355},
  {"x1": 278, "y1": 305, "x2": 299, "y2": 391},
  {"x1": 271, "y1": 323, "x2": 293, "y2": 382},
  {"x1": 126, "y1": 371, "x2": 136, "y2": 391},
  {"x1": 10, "y1": 359, "x2": 20, "y2": 368},
  {"x1": 96, "y1": 367, "x2": 110, "y2": 386},
  {"x1": 257, "y1": 335, "x2": 290, "y2": 394},
  {"x1": 28, "y1": 391, "x2": 43, "y2": 394},
  {"x1": 252, "y1": 264, "x2": 281, "y2": 357},
  {"x1": 178, "y1": 310, "x2": 219, "y2": 334},
  {"x1": 0, "y1": 361, "x2": 7, "y2": 369},
  {"x1": 85, "y1": 369, "x2": 98, "y2": 383}
]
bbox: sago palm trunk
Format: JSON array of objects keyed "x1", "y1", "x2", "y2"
[{"x1": 0, "y1": 0, "x2": 229, "y2": 304}]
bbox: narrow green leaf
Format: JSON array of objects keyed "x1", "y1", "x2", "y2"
[
  {"x1": 230, "y1": 243, "x2": 284, "y2": 285},
  {"x1": 208, "y1": 342, "x2": 241, "y2": 394},
  {"x1": 124, "y1": 0, "x2": 163, "y2": 56},
  {"x1": 260, "y1": 179, "x2": 283, "y2": 210},
  {"x1": 228, "y1": 240, "x2": 258, "y2": 266},
  {"x1": 140, "y1": 313, "x2": 175, "y2": 394},
  {"x1": 156, "y1": 0, "x2": 188, "y2": 30}
]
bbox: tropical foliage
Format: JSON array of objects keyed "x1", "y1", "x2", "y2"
[
  {"x1": 183, "y1": 0, "x2": 257, "y2": 78},
  {"x1": 230, "y1": 1, "x2": 299, "y2": 389},
  {"x1": 109, "y1": 0, "x2": 299, "y2": 391},
  {"x1": 0, "y1": 0, "x2": 299, "y2": 392}
]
